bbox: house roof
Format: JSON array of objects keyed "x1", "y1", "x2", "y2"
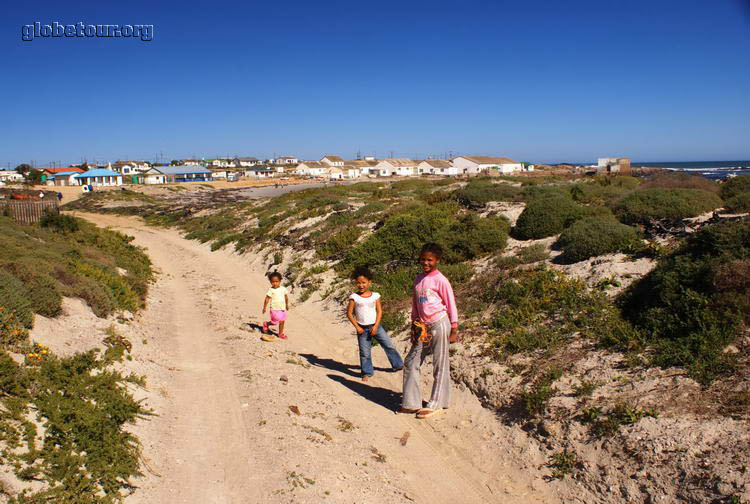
[
  {"x1": 420, "y1": 159, "x2": 453, "y2": 168},
  {"x1": 299, "y1": 161, "x2": 328, "y2": 168},
  {"x1": 235, "y1": 157, "x2": 259, "y2": 161},
  {"x1": 347, "y1": 160, "x2": 378, "y2": 167},
  {"x1": 321, "y1": 155, "x2": 344, "y2": 162},
  {"x1": 155, "y1": 165, "x2": 212, "y2": 175},
  {"x1": 248, "y1": 167, "x2": 274, "y2": 172},
  {"x1": 381, "y1": 158, "x2": 416, "y2": 166},
  {"x1": 49, "y1": 171, "x2": 79, "y2": 178},
  {"x1": 75, "y1": 169, "x2": 121, "y2": 178},
  {"x1": 459, "y1": 156, "x2": 519, "y2": 165},
  {"x1": 43, "y1": 167, "x2": 84, "y2": 174}
]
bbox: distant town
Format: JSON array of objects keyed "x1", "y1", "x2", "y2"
[{"x1": 0, "y1": 155, "x2": 632, "y2": 188}]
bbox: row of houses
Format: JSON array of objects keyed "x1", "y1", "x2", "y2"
[{"x1": 296, "y1": 155, "x2": 530, "y2": 179}]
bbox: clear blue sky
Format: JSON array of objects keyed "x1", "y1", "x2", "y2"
[{"x1": 2, "y1": 0, "x2": 749, "y2": 167}]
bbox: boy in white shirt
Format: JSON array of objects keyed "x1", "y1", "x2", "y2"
[
  {"x1": 346, "y1": 266, "x2": 404, "y2": 381},
  {"x1": 262, "y1": 271, "x2": 289, "y2": 340}
]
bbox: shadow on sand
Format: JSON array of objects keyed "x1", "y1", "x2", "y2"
[{"x1": 326, "y1": 374, "x2": 401, "y2": 411}]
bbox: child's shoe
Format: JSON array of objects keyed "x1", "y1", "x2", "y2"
[
  {"x1": 279, "y1": 333, "x2": 288, "y2": 340},
  {"x1": 262, "y1": 322, "x2": 269, "y2": 334}
]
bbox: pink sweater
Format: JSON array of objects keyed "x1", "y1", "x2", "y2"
[{"x1": 411, "y1": 269, "x2": 458, "y2": 328}]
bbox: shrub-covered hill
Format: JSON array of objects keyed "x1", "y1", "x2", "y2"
[
  {"x1": 0, "y1": 213, "x2": 153, "y2": 503},
  {"x1": 0, "y1": 212, "x2": 153, "y2": 331}
]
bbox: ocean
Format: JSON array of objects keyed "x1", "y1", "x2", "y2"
[{"x1": 630, "y1": 161, "x2": 750, "y2": 180}]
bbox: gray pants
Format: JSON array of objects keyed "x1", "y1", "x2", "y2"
[{"x1": 402, "y1": 316, "x2": 451, "y2": 410}]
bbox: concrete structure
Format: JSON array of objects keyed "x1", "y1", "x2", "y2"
[
  {"x1": 418, "y1": 159, "x2": 458, "y2": 176},
  {"x1": 112, "y1": 160, "x2": 149, "y2": 173},
  {"x1": 346, "y1": 159, "x2": 378, "y2": 175},
  {"x1": 74, "y1": 169, "x2": 123, "y2": 187},
  {"x1": 452, "y1": 156, "x2": 523, "y2": 175},
  {"x1": 321, "y1": 155, "x2": 345, "y2": 167},
  {"x1": 597, "y1": 157, "x2": 631, "y2": 174},
  {"x1": 327, "y1": 167, "x2": 343, "y2": 180},
  {"x1": 374, "y1": 158, "x2": 417, "y2": 177},
  {"x1": 274, "y1": 156, "x2": 298, "y2": 165}
]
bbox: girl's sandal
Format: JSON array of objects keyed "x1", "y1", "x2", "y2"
[
  {"x1": 416, "y1": 408, "x2": 445, "y2": 419},
  {"x1": 397, "y1": 407, "x2": 420, "y2": 414}
]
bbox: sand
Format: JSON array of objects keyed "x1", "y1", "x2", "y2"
[{"x1": 30, "y1": 212, "x2": 561, "y2": 504}]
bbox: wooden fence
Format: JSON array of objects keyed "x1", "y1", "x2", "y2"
[{"x1": 0, "y1": 199, "x2": 59, "y2": 224}]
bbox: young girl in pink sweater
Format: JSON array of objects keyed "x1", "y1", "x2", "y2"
[{"x1": 401, "y1": 243, "x2": 459, "y2": 419}]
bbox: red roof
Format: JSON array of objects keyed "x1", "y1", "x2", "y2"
[{"x1": 42, "y1": 167, "x2": 85, "y2": 174}]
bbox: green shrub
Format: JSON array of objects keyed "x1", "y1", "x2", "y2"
[
  {"x1": 557, "y1": 217, "x2": 642, "y2": 263},
  {"x1": 517, "y1": 243, "x2": 550, "y2": 264},
  {"x1": 613, "y1": 188, "x2": 722, "y2": 224},
  {"x1": 454, "y1": 180, "x2": 522, "y2": 207},
  {"x1": 2, "y1": 262, "x2": 62, "y2": 318},
  {"x1": 619, "y1": 217, "x2": 750, "y2": 383},
  {"x1": 0, "y1": 308, "x2": 29, "y2": 349},
  {"x1": 641, "y1": 172, "x2": 720, "y2": 194},
  {"x1": 0, "y1": 272, "x2": 34, "y2": 328},
  {"x1": 721, "y1": 175, "x2": 750, "y2": 200},
  {"x1": 724, "y1": 193, "x2": 750, "y2": 213},
  {"x1": 486, "y1": 267, "x2": 639, "y2": 357},
  {"x1": 444, "y1": 214, "x2": 509, "y2": 262},
  {"x1": 354, "y1": 202, "x2": 387, "y2": 219},
  {"x1": 571, "y1": 177, "x2": 639, "y2": 205},
  {"x1": 343, "y1": 205, "x2": 455, "y2": 269},
  {"x1": 317, "y1": 227, "x2": 362, "y2": 258},
  {"x1": 513, "y1": 195, "x2": 582, "y2": 239},
  {"x1": 40, "y1": 211, "x2": 79, "y2": 234}
]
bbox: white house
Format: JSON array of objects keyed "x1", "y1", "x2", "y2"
[
  {"x1": 74, "y1": 169, "x2": 123, "y2": 187},
  {"x1": 374, "y1": 158, "x2": 417, "y2": 177},
  {"x1": 211, "y1": 169, "x2": 228, "y2": 179},
  {"x1": 452, "y1": 156, "x2": 523, "y2": 175},
  {"x1": 344, "y1": 159, "x2": 378, "y2": 175},
  {"x1": 341, "y1": 164, "x2": 362, "y2": 179},
  {"x1": 296, "y1": 161, "x2": 329, "y2": 177},
  {"x1": 328, "y1": 167, "x2": 344, "y2": 180},
  {"x1": 321, "y1": 155, "x2": 345, "y2": 167},
  {"x1": 246, "y1": 167, "x2": 275, "y2": 178},
  {"x1": 234, "y1": 157, "x2": 259, "y2": 167},
  {"x1": 211, "y1": 159, "x2": 236, "y2": 168},
  {"x1": 418, "y1": 159, "x2": 458, "y2": 176},
  {"x1": 112, "y1": 160, "x2": 149, "y2": 173},
  {"x1": 275, "y1": 156, "x2": 298, "y2": 165},
  {"x1": 0, "y1": 170, "x2": 24, "y2": 184}
]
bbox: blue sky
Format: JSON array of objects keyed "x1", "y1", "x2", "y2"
[{"x1": 1, "y1": 0, "x2": 749, "y2": 167}]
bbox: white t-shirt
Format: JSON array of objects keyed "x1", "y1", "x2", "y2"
[
  {"x1": 349, "y1": 292, "x2": 380, "y2": 325},
  {"x1": 266, "y1": 286, "x2": 288, "y2": 311}
]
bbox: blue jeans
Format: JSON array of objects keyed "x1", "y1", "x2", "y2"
[{"x1": 357, "y1": 324, "x2": 404, "y2": 377}]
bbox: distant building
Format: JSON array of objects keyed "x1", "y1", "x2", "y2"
[
  {"x1": 74, "y1": 169, "x2": 123, "y2": 187},
  {"x1": 341, "y1": 164, "x2": 362, "y2": 179},
  {"x1": 374, "y1": 158, "x2": 417, "y2": 177},
  {"x1": 246, "y1": 167, "x2": 275, "y2": 178},
  {"x1": 112, "y1": 160, "x2": 150, "y2": 173},
  {"x1": 320, "y1": 155, "x2": 345, "y2": 167},
  {"x1": 234, "y1": 157, "x2": 259, "y2": 167},
  {"x1": 418, "y1": 159, "x2": 458, "y2": 176},
  {"x1": 296, "y1": 161, "x2": 329, "y2": 177},
  {"x1": 597, "y1": 157, "x2": 631, "y2": 174},
  {"x1": 346, "y1": 159, "x2": 378, "y2": 175},
  {"x1": 452, "y1": 156, "x2": 523, "y2": 175},
  {"x1": 142, "y1": 165, "x2": 213, "y2": 184},
  {"x1": 0, "y1": 169, "x2": 25, "y2": 184},
  {"x1": 274, "y1": 156, "x2": 298, "y2": 165},
  {"x1": 47, "y1": 171, "x2": 81, "y2": 186}
]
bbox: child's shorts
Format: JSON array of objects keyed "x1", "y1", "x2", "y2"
[{"x1": 270, "y1": 310, "x2": 287, "y2": 324}]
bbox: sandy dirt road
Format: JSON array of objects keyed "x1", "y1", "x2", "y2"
[{"x1": 66, "y1": 212, "x2": 559, "y2": 504}]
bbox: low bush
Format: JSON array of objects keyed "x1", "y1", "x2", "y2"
[
  {"x1": 454, "y1": 180, "x2": 522, "y2": 207},
  {"x1": 0, "y1": 272, "x2": 34, "y2": 328},
  {"x1": 641, "y1": 172, "x2": 720, "y2": 195},
  {"x1": 619, "y1": 217, "x2": 750, "y2": 383},
  {"x1": 517, "y1": 243, "x2": 550, "y2": 264},
  {"x1": 513, "y1": 195, "x2": 583, "y2": 239},
  {"x1": 557, "y1": 217, "x2": 642, "y2": 263},
  {"x1": 444, "y1": 214, "x2": 509, "y2": 262},
  {"x1": 40, "y1": 211, "x2": 79, "y2": 234},
  {"x1": 0, "y1": 308, "x2": 29, "y2": 349},
  {"x1": 724, "y1": 193, "x2": 750, "y2": 213},
  {"x1": 720, "y1": 175, "x2": 750, "y2": 200},
  {"x1": 613, "y1": 188, "x2": 722, "y2": 224},
  {"x1": 317, "y1": 226, "x2": 363, "y2": 258},
  {"x1": 571, "y1": 176, "x2": 639, "y2": 205},
  {"x1": 486, "y1": 267, "x2": 639, "y2": 357}
]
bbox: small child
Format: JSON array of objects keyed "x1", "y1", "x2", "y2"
[
  {"x1": 346, "y1": 266, "x2": 404, "y2": 382},
  {"x1": 262, "y1": 271, "x2": 289, "y2": 339},
  {"x1": 401, "y1": 243, "x2": 459, "y2": 419}
]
